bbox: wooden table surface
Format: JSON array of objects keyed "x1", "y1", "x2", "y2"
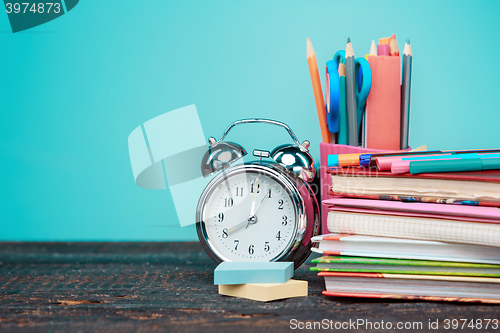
[{"x1": 0, "y1": 242, "x2": 499, "y2": 332}]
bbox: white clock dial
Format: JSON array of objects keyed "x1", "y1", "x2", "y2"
[{"x1": 202, "y1": 170, "x2": 297, "y2": 262}]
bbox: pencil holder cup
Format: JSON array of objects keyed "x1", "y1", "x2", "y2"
[{"x1": 319, "y1": 143, "x2": 409, "y2": 233}]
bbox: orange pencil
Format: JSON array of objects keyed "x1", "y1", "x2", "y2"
[
  {"x1": 389, "y1": 34, "x2": 399, "y2": 56},
  {"x1": 306, "y1": 38, "x2": 329, "y2": 143}
]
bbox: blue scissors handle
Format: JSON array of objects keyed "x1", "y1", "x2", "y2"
[
  {"x1": 325, "y1": 50, "x2": 345, "y2": 134},
  {"x1": 333, "y1": 50, "x2": 345, "y2": 65}
]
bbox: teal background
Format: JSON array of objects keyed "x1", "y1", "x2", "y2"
[{"x1": 1, "y1": 0, "x2": 499, "y2": 241}]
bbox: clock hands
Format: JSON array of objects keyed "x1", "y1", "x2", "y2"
[
  {"x1": 247, "y1": 177, "x2": 259, "y2": 229},
  {"x1": 227, "y1": 178, "x2": 266, "y2": 234},
  {"x1": 216, "y1": 178, "x2": 272, "y2": 235},
  {"x1": 252, "y1": 188, "x2": 271, "y2": 216},
  {"x1": 227, "y1": 215, "x2": 257, "y2": 235}
]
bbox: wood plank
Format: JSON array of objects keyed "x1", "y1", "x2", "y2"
[{"x1": 0, "y1": 242, "x2": 498, "y2": 332}]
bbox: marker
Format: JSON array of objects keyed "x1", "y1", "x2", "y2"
[
  {"x1": 392, "y1": 153, "x2": 500, "y2": 174},
  {"x1": 377, "y1": 154, "x2": 453, "y2": 171},
  {"x1": 377, "y1": 44, "x2": 390, "y2": 56},
  {"x1": 364, "y1": 149, "x2": 500, "y2": 168},
  {"x1": 410, "y1": 157, "x2": 500, "y2": 174},
  {"x1": 328, "y1": 151, "x2": 395, "y2": 167}
]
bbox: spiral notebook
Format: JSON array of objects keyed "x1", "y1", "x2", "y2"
[{"x1": 326, "y1": 211, "x2": 500, "y2": 247}]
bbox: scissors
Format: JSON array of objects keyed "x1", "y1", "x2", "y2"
[{"x1": 326, "y1": 50, "x2": 372, "y2": 143}]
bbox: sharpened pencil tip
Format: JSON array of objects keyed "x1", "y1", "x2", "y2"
[
  {"x1": 306, "y1": 38, "x2": 315, "y2": 58},
  {"x1": 406, "y1": 39, "x2": 410, "y2": 44},
  {"x1": 347, "y1": 37, "x2": 351, "y2": 43}
]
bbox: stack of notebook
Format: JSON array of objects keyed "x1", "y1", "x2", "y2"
[{"x1": 312, "y1": 167, "x2": 500, "y2": 303}]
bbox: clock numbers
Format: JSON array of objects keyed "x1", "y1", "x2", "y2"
[
  {"x1": 235, "y1": 187, "x2": 244, "y2": 197},
  {"x1": 224, "y1": 198, "x2": 233, "y2": 207},
  {"x1": 203, "y1": 170, "x2": 297, "y2": 262},
  {"x1": 250, "y1": 182, "x2": 260, "y2": 193}
]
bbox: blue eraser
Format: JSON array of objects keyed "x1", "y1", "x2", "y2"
[
  {"x1": 214, "y1": 262, "x2": 294, "y2": 285},
  {"x1": 327, "y1": 154, "x2": 339, "y2": 167}
]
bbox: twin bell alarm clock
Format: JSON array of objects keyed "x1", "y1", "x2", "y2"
[{"x1": 196, "y1": 119, "x2": 319, "y2": 269}]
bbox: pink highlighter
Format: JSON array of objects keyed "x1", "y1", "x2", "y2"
[{"x1": 376, "y1": 154, "x2": 451, "y2": 171}]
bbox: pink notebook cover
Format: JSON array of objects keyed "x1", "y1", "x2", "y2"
[
  {"x1": 319, "y1": 143, "x2": 407, "y2": 233},
  {"x1": 323, "y1": 198, "x2": 500, "y2": 224}
]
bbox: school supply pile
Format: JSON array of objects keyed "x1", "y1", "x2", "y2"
[
  {"x1": 308, "y1": 35, "x2": 411, "y2": 150},
  {"x1": 307, "y1": 35, "x2": 500, "y2": 303},
  {"x1": 315, "y1": 150, "x2": 500, "y2": 303}
]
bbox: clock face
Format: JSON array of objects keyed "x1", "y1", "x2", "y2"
[{"x1": 200, "y1": 168, "x2": 298, "y2": 262}]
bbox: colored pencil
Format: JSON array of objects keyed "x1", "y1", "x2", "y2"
[
  {"x1": 369, "y1": 40, "x2": 377, "y2": 56},
  {"x1": 400, "y1": 39, "x2": 412, "y2": 149},
  {"x1": 306, "y1": 38, "x2": 329, "y2": 143},
  {"x1": 389, "y1": 34, "x2": 399, "y2": 56},
  {"x1": 338, "y1": 59, "x2": 348, "y2": 145},
  {"x1": 345, "y1": 38, "x2": 358, "y2": 146}
]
